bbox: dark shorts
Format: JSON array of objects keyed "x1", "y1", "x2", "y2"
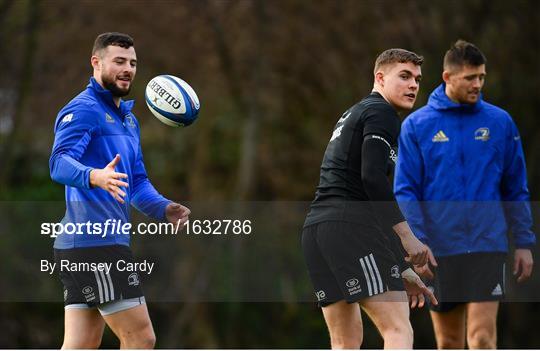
[
  {"x1": 426, "y1": 252, "x2": 506, "y2": 312},
  {"x1": 54, "y1": 245, "x2": 144, "y2": 307},
  {"x1": 302, "y1": 221, "x2": 404, "y2": 307}
]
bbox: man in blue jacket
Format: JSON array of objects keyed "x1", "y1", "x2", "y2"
[
  {"x1": 50, "y1": 32, "x2": 190, "y2": 349},
  {"x1": 395, "y1": 40, "x2": 535, "y2": 349}
]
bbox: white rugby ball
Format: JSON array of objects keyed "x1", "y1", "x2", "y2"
[{"x1": 145, "y1": 75, "x2": 200, "y2": 127}]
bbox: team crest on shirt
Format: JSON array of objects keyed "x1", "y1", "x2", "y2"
[
  {"x1": 125, "y1": 115, "x2": 136, "y2": 128},
  {"x1": 474, "y1": 127, "x2": 490, "y2": 141}
]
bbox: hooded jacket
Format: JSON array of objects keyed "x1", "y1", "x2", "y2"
[{"x1": 394, "y1": 83, "x2": 535, "y2": 257}]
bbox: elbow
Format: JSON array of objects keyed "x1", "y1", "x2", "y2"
[
  {"x1": 361, "y1": 170, "x2": 380, "y2": 190},
  {"x1": 361, "y1": 169, "x2": 390, "y2": 200},
  {"x1": 49, "y1": 156, "x2": 60, "y2": 183},
  {"x1": 361, "y1": 177, "x2": 382, "y2": 196},
  {"x1": 49, "y1": 154, "x2": 69, "y2": 185}
]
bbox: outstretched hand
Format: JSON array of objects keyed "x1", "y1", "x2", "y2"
[
  {"x1": 402, "y1": 268, "x2": 438, "y2": 309},
  {"x1": 89, "y1": 154, "x2": 129, "y2": 203},
  {"x1": 165, "y1": 202, "x2": 191, "y2": 229}
]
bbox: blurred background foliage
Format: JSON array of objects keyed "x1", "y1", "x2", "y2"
[{"x1": 0, "y1": 0, "x2": 539, "y2": 348}]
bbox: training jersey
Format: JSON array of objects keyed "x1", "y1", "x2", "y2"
[
  {"x1": 304, "y1": 92, "x2": 405, "y2": 229},
  {"x1": 49, "y1": 78, "x2": 171, "y2": 249}
]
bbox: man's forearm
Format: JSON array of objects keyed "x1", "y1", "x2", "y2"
[{"x1": 50, "y1": 154, "x2": 93, "y2": 189}]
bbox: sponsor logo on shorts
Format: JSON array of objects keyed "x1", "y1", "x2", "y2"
[
  {"x1": 128, "y1": 272, "x2": 140, "y2": 286},
  {"x1": 63, "y1": 288, "x2": 68, "y2": 301},
  {"x1": 491, "y1": 283, "x2": 503, "y2": 296},
  {"x1": 346, "y1": 278, "x2": 362, "y2": 295},
  {"x1": 391, "y1": 265, "x2": 400, "y2": 279},
  {"x1": 346, "y1": 278, "x2": 359, "y2": 288},
  {"x1": 82, "y1": 285, "x2": 96, "y2": 302},
  {"x1": 315, "y1": 290, "x2": 326, "y2": 301}
]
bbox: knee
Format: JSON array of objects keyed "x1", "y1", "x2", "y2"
[
  {"x1": 437, "y1": 335, "x2": 465, "y2": 349},
  {"x1": 140, "y1": 330, "x2": 156, "y2": 349},
  {"x1": 62, "y1": 335, "x2": 102, "y2": 349},
  {"x1": 329, "y1": 331, "x2": 362, "y2": 349},
  {"x1": 468, "y1": 328, "x2": 496, "y2": 349},
  {"x1": 119, "y1": 328, "x2": 156, "y2": 349},
  {"x1": 329, "y1": 322, "x2": 362, "y2": 349},
  {"x1": 331, "y1": 337, "x2": 362, "y2": 349},
  {"x1": 380, "y1": 322, "x2": 414, "y2": 346}
]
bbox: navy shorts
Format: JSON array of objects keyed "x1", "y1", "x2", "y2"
[
  {"x1": 54, "y1": 245, "x2": 144, "y2": 307},
  {"x1": 302, "y1": 221, "x2": 404, "y2": 307},
  {"x1": 426, "y1": 252, "x2": 506, "y2": 312}
]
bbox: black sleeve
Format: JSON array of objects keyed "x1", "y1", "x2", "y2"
[
  {"x1": 362, "y1": 103, "x2": 400, "y2": 142},
  {"x1": 359, "y1": 102, "x2": 410, "y2": 271},
  {"x1": 361, "y1": 137, "x2": 410, "y2": 272},
  {"x1": 361, "y1": 136, "x2": 405, "y2": 226}
]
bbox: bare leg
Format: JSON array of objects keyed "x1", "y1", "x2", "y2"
[
  {"x1": 466, "y1": 302, "x2": 498, "y2": 349},
  {"x1": 360, "y1": 291, "x2": 413, "y2": 349},
  {"x1": 321, "y1": 300, "x2": 363, "y2": 349},
  {"x1": 102, "y1": 303, "x2": 156, "y2": 349},
  {"x1": 62, "y1": 308, "x2": 105, "y2": 349},
  {"x1": 430, "y1": 304, "x2": 467, "y2": 349}
]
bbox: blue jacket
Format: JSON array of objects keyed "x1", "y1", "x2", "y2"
[
  {"x1": 395, "y1": 83, "x2": 535, "y2": 257},
  {"x1": 50, "y1": 78, "x2": 171, "y2": 249}
]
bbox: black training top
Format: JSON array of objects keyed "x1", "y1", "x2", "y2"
[{"x1": 304, "y1": 92, "x2": 405, "y2": 229}]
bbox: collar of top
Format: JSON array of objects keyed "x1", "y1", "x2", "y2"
[
  {"x1": 428, "y1": 83, "x2": 483, "y2": 113},
  {"x1": 87, "y1": 77, "x2": 135, "y2": 116}
]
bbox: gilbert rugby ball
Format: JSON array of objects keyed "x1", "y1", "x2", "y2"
[{"x1": 145, "y1": 75, "x2": 200, "y2": 127}]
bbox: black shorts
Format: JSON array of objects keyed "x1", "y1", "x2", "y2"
[
  {"x1": 54, "y1": 245, "x2": 144, "y2": 307},
  {"x1": 302, "y1": 221, "x2": 404, "y2": 307},
  {"x1": 426, "y1": 252, "x2": 506, "y2": 312}
]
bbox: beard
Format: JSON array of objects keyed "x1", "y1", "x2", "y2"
[{"x1": 102, "y1": 73, "x2": 131, "y2": 97}]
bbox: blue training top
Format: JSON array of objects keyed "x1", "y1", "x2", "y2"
[
  {"x1": 395, "y1": 83, "x2": 535, "y2": 257},
  {"x1": 50, "y1": 78, "x2": 171, "y2": 249}
]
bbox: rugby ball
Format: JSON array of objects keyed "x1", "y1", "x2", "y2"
[{"x1": 145, "y1": 75, "x2": 200, "y2": 127}]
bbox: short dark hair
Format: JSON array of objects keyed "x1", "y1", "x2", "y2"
[
  {"x1": 443, "y1": 40, "x2": 486, "y2": 70},
  {"x1": 374, "y1": 48, "x2": 424, "y2": 73},
  {"x1": 92, "y1": 32, "x2": 134, "y2": 55}
]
